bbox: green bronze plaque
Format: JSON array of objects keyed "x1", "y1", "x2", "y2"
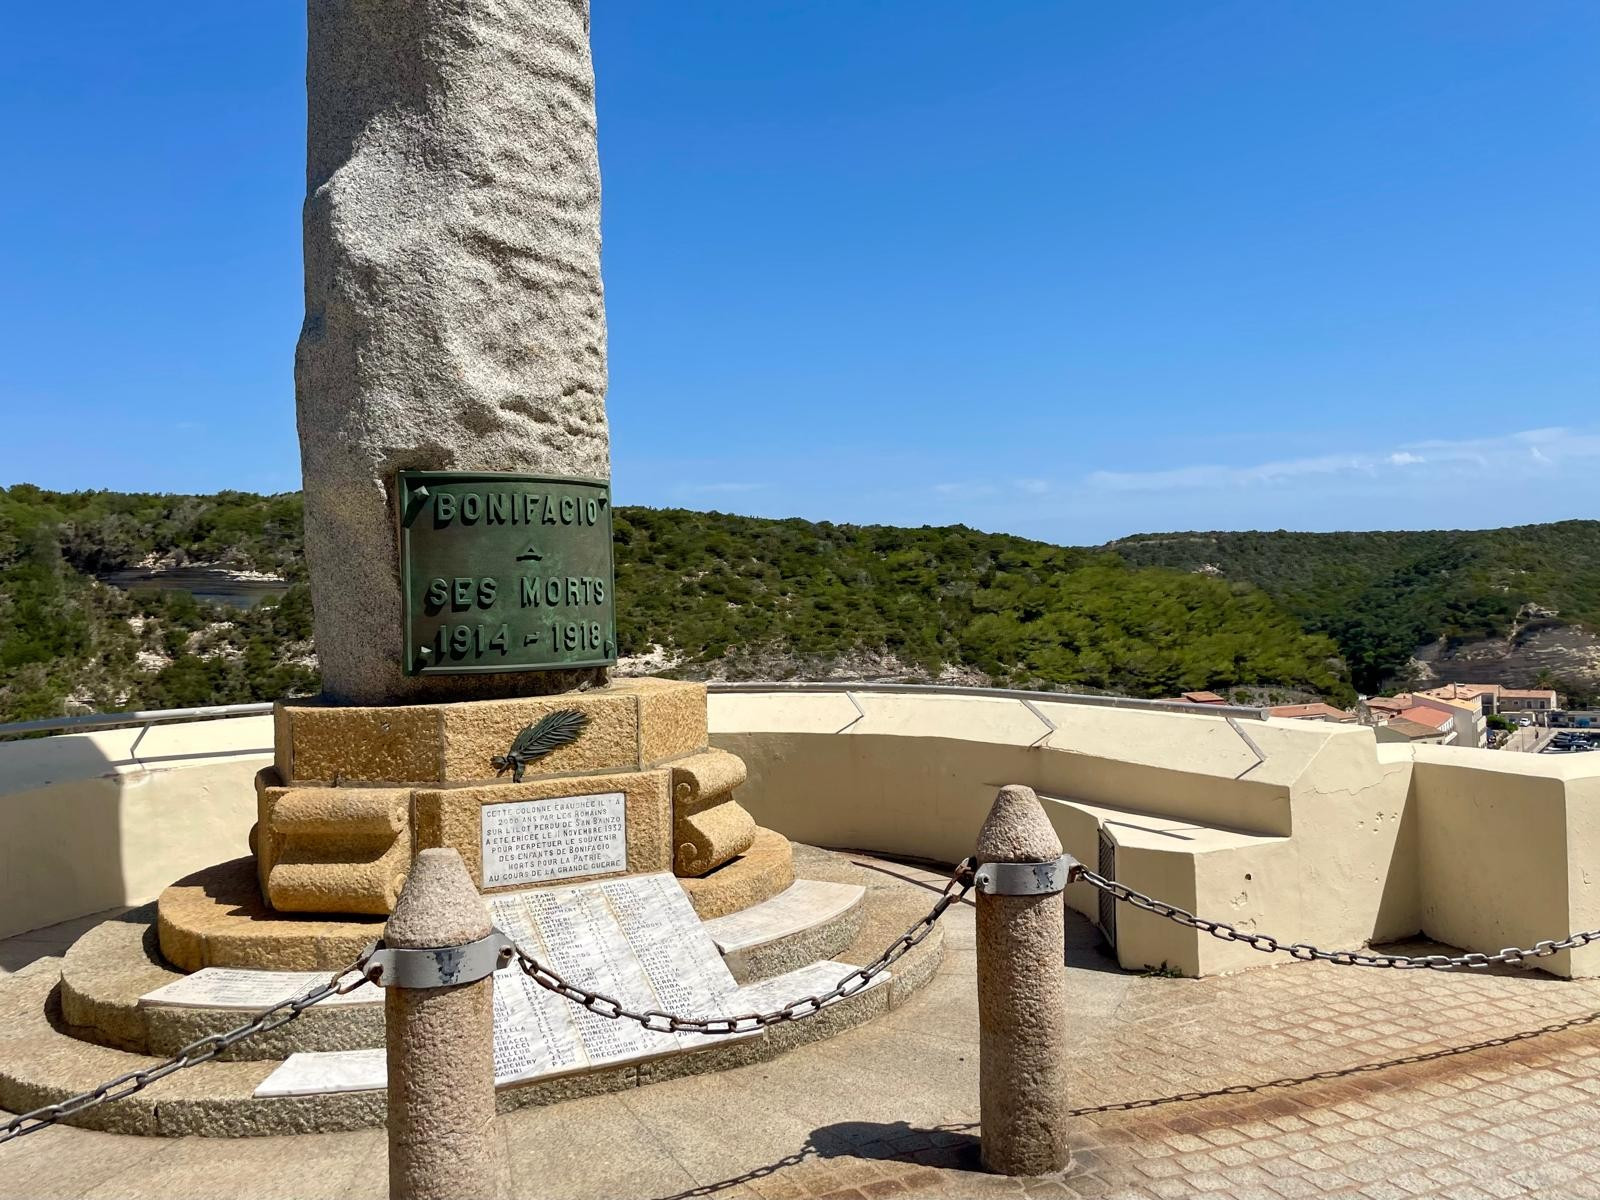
[{"x1": 397, "y1": 471, "x2": 617, "y2": 675}]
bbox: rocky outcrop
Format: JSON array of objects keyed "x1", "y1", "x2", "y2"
[{"x1": 1410, "y1": 621, "x2": 1600, "y2": 692}]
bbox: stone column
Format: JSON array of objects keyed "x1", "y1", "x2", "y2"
[
  {"x1": 296, "y1": 0, "x2": 608, "y2": 705},
  {"x1": 384, "y1": 848, "x2": 498, "y2": 1200},
  {"x1": 976, "y1": 785, "x2": 1070, "y2": 1176}
]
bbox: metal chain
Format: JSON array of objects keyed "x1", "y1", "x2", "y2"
[
  {"x1": 1076, "y1": 867, "x2": 1600, "y2": 969},
  {"x1": 0, "y1": 942, "x2": 378, "y2": 1145},
  {"x1": 513, "y1": 858, "x2": 976, "y2": 1034}
]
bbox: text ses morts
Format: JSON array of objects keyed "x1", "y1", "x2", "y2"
[{"x1": 398, "y1": 471, "x2": 617, "y2": 674}]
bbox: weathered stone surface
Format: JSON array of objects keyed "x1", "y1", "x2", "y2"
[
  {"x1": 668, "y1": 748, "x2": 747, "y2": 807},
  {"x1": 975, "y1": 784, "x2": 1069, "y2": 1176},
  {"x1": 639, "y1": 680, "x2": 710, "y2": 766},
  {"x1": 677, "y1": 828, "x2": 796, "y2": 919},
  {"x1": 59, "y1": 905, "x2": 384, "y2": 1061},
  {"x1": 439, "y1": 690, "x2": 640, "y2": 782},
  {"x1": 277, "y1": 704, "x2": 439, "y2": 785},
  {"x1": 385, "y1": 851, "x2": 498, "y2": 1198},
  {"x1": 665, "y1": 748, "x2": 753, "y2": 875},
  {"x1": 58, "y1": 911, "x2": 173, "y2": 1052},
  {"x1": 413, "y1": 770, "x2": 672, "y2": 893},
  {"x1": 673, "y1": 798, "x2": 758, "y2": 878},
  {"x1": 296, "y1": 0, "x2": 609, "y2": 706},
  {"x1": 158, "y1": 858, "x2": 384, "y2": 972},
  {"x1": 702, "y1": 879, "x2": 866, "y2": 982},
  {"x1": 255, "y1": 775, "x2": 412, "y2": 914},
  {"x1": 274, "y1": 679, "x2": 708, "y2": 786}
]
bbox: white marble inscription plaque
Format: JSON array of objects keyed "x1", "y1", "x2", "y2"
[
  {"x1": 255, "y1": 947, "x2": 877, "y2": 1100},
  {"x1": 481, "y1": 791, "x2": 627, "y2": 887},
  {"x1": 260, "y1": 873, "x2": 750, "y2": 1098},
  {"x1": 729, "y1": 959, "x2": 887, "y2": 1014},
  {"x1": 140, "y1": 967, "x2": 379, "y2": 1010}
]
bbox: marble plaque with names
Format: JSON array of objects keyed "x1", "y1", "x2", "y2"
[
  {"x1": 727, "y1": 958, "x2": 889, "y2": 1013},
  {"x1": 140, "y1": 967, "x2": 380, "y2": 1010},
  {"x1": 481, "y1": 791, "x2": 627, "y2": 887},
  {"x1": 257, "y1": 872, "x2": 761, "y2": 1099}
]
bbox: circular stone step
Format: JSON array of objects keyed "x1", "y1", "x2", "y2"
[
  {"x1": 676, "y1": 827, "x2": 795, "y2": 919},
  {"x1": 59, "y1": 871, "x2": 869, "y2": 1060},
  {"x1": 158, "y1": 858, "x2": 385, "y2": 973},
  {"x1": 0, "y1": 846, "x2": 947, "y2": 1137},
  {"x1": 703, "y1": 878, "x2": 866, "y2": 983},
  {"x1": 59, "y1": 909, "x2": 382, "y2": 1061},
  {"x1": 157, "y1": 829, "x2": 797, "y2": 972}
]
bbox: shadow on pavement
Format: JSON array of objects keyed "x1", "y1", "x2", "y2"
[
  {"x1": 1067, "y1": 1007, "x2": 1600, "y2": 1115},
  {"x1": 646, "y1": 1120, "x2": 983, "y2": 1199}
]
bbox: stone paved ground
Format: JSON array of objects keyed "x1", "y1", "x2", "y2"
[{"x1": 6, "y1": 858, "x2": 1600, "y2": 1199}]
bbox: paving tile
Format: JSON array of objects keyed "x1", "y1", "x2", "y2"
[{"x1": 13, "y1": 860, "x2": 1600, "y2": 1198}]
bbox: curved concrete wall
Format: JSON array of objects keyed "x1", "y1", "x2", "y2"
[
  {"x1": 709, "y1": 691, "x2": 1418, "y2": 976},
  {"x1": 0, "y1": 717, "x2": 268, "y2": 939},
  {"x1": 708, "y1": 689, "x2": 1600, "y2": 978},
  {"x1": 2, "y1": 690, "x2": 1598, "y2": 979}
]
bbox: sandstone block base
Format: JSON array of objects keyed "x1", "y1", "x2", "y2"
[
  {"x1": 679, "y1": 828, "x2": 796, "y2": 920},
  {"x1": 669, "y1": 749, "x2": 756, "y2": 876},
  {"x1": 161, "y1": 830, "x2": 798, "y2": 970},
  {"x1": 158, "y1": 858, "x2": 383, "y2": 973},
  {"x1": 254, "y1": 776, "x2": 410, "y2": 914},
  {"x1": 274, "y1": 677, "x2": 708, "y2": 787},
  {"x1": 253, "y1": 678, "x2": 748, "y2": 916},
  {"x1": 413, "y1": 770, "x2": 672, "y2": 893}
]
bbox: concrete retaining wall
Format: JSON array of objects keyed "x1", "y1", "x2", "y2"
[
  {"x1": 0, "y1": 717, "x2": 268, "y2": 939},
  {"x1": 2, "y1": 690, "x2": 1597, "y2": 978}
]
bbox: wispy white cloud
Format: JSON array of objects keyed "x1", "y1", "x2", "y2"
[
  {"x1": 1015, "y1": 478, "x2": 1052, "y2": 495},
  {"x1": 933, "y1": 482, "x2": 999, "y2": 498},
  {"x1": 1083, "y1": 427, "x2": 1600, "y2": 494}
]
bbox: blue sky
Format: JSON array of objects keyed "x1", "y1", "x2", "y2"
[{"x1": 2, "y1": 3, "x2": 1596, "y2": 545}]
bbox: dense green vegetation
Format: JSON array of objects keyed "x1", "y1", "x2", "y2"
[
  {"x1": 0, "y1": 485, "x2": 1354, "y2": 721},
  {"x1": 615, "y1": 508, "x2": 1347, "y2": 700},
  {"x1": 5, "y1": 485, "x2": 1595, "y2": 723},
  {"x1": 1109, "y1": 523, "x2": 1600, "y2": 692},
  {"x1": 0, "y1": 486, "x2": 316, "y2": 721}
]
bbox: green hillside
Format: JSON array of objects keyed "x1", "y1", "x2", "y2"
[
  {"x1": 0, "y1": 485, "x2": 1349, "y2": 722},
  {"x1": 1107, "y1": 523, "x2": 1600, "y2": 692},
  {"x1": 8, "y1": 485, "x2": 1595, "y2": 725}
]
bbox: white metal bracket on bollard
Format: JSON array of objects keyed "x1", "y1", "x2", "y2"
[
  {"x1": 364, "y1": 931, "x2": 514, "y2": 988},
  {"x1": 973, "y1": 853, "x2": 1081, "y2": 896}
]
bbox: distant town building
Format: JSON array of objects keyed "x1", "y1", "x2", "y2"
[
  {"x1": 1415, "y1": 683, "x2": 1561, "y2": 722},
  {"x1": 1268, "y1": 702, "x2": 1357, "y2": 722},
  {"x1": 1373, "y1": 717, "x2": 1452, "y2": 745},
  {"x1": 1358, "y1": 690, "x2": 1490, "y2": 747},
  {"x1": 1404, "y1": 694, "x2": 1487, "y2": 748},
  {"x1": 1362, "y1": 696, "x2": 1412, "y2": 721}
]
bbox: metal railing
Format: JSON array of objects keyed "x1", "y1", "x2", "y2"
[
  {"x1": 0, "y1": 681, "x2": 1268, "y2": 742},
  {"x1": 707, "y1": 680, "x2": 1271, "y2": 720},
  {"x1": 0, "y1": 702, "x2": 276, "y2": 741}
]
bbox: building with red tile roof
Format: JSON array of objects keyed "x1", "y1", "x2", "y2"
[{"x1": 1269, "y1": 702, "x2": 1356, "y2": 722}]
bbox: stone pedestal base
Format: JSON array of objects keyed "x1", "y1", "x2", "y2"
[
  {"x1": 160, "y1": 829, "x2": 797, "y2": 972},
  {"x1": 0, "y1": 845, "x2": 939, "y2": 1139},
  {"x1": 159, "y1": 858, "x2": 384, "y2": 973},
  {"x1": 248, "y1": 678, "x2": 758, "y2": 918}
]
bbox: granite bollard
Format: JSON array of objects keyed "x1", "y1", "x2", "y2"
[
  {"x1": 383, "y1": 849, "x2": 498, "y2": 1200},
  {"x1": 976, "y1": 784, "x2": 1070, "y2": 1176}
]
